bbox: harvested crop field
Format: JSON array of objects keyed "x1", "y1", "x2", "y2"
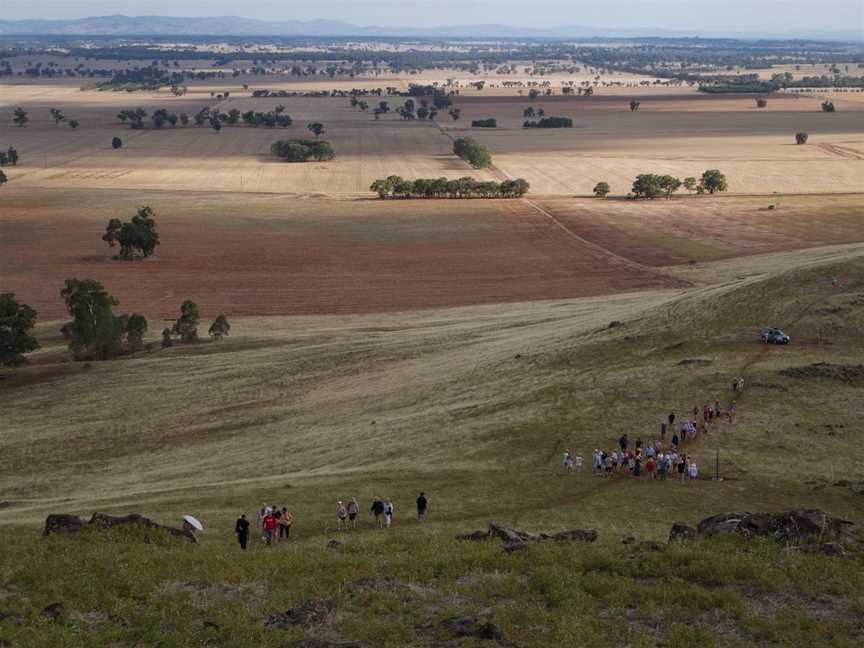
[
  {"x1": 445, "y1": 94, "x2": 864, "y2": 194},
  {"x1": 0, "y1": 187, "x2": 685, "y2": 322},
  {"x1": 2, "y1": 85, "x2": 863, "y2": 196},
  {"x1": 531, "y1": 194, "x2": 864, "y2": 265}
]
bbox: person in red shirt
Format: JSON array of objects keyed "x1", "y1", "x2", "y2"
[
  {"x1": 645, "y1": 457, "x2": 656, "y2": 479},
  {"x1": 263, "y1": 512, "x2": 277, "y2": 545}
]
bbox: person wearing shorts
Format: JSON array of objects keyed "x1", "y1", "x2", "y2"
[
  {"x1": 336, "y1": 501, "x2": 348, "y2": 531},
  {"x1": 371, "y1": 497, "x2": 385, "y2": 528},
  {"x1": 347, "y1": 498, "x2": 359, "y2": 529}
]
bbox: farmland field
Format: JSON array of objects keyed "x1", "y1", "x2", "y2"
[{"x1": 2, "y1": 82, "x2": 863, "y2": 196}]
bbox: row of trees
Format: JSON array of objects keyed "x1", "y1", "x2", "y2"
[
  {"x1": 48, "y1": 108, "x2": 80, "y2": 129},
  {"x1": 116, "y1": 107, "x2": 296, "y2": 131},
  {"x1": 471, "y1": 118, "x2": 497, "y2": 128},
  {"x1": 56, "y1": 280, "x2": 231, "y2": 359},
  {"x1": 270, "y1": 139, "x2": 335, "y2": 162},
  {"x1": 453, "y1": 137, "x2": 492, "y2": 168},
  {"x1": 103, "y1": 206, "x2": 160, "y2": 260},
  {"x1": 370, "y1": 176, "x2": 529, "y2": 199},
  {"x1": 523, "y1": 116, "x2": 574, "y2": 128},
  {"x1": 591, "y1": 170, "x2": 729, "y2": 199}
]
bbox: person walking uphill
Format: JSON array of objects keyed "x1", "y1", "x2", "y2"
[
  {"x1": 235, "y1": 514, "x2": 250, "y2": 550},
  {"x1": 371, "y1": 496, "x2": 385, "y2": 529},
  {"x1": 416, "y1": 492, "x2": 428, "y2": 521},
  {"x1": 384, "y1": 497, "x2": 394, "y2": 528}
]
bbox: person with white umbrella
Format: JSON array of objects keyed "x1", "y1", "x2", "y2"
[{"x1": 182, "y1": 515, "x2": 204, "y2": 537}]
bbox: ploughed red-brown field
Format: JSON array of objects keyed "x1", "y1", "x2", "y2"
[
  {"x1": 0, "y1": 187, "x2": 683, "y2": 322},
  {"x1": 4, "y1": 187, "x2": 864, "y2": 324}
]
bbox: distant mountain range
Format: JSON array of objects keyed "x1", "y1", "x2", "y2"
[{"x1": 0, "y1": 15, "x2": 860, "y2": 42}]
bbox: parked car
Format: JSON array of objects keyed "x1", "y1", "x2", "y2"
[{"x1": 761, "y1": 328, "x2": 791, "y2": 344}]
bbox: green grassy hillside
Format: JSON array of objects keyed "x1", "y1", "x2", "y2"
[{"x1": 1, "y1": 248, "x2": 863, "y2": 646}]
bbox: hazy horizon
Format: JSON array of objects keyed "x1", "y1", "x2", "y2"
[{"x1": 3, "y1": 0, "x2": 863, "y2": 33}]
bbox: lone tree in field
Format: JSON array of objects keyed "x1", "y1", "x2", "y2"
[
  {"x1": 0, "y1": 293, "x2": 40, "y2": 366},
  {"x1": 699, "y1": 169, "x2": 728, "y2": 194},
  {"x1": 112, "y1": 137, "x2": 123, "y2": 149},
  {"x1": 208, "y1": 314, "x2": 231, "y2": 340},
  {"x1": 60, "y1": 279, "x2": 122, "y2": 359},
  {"x1": 756, "y1": 97, "x2": 768, "y2": 108},
  {"x1": 796, "y1": 132, "x2": 809, "y2": 144},
  {"x1": 172, "y1": 300, "x2": 200, "y2": 343},
  {"x1": 210, "y1": 114, "x2": 222, "y2": 133},
  {"x1": 161, "y1": 328, "x2": 173, "y2": 348},
  {"x1": 683, "y1": 177, "x2": 698, "y2": 193},
  {"x1": 453, "y1": 137, "x2": 492, "y2": 168},
  {"x1": 307, "y1": 121, "x2": 325, "y2": 138},
  {"x1": 0, "y1": 170, "x2": 7, "y2": 188},
  {"x1": 593, "y1": 181, "x2": 610, "y2": 198},
  {"x1": 629, "y1": 100, "x2": 640, "y2": 112},
  {"x1": 49, "y1": 108, "x2": 66, "y2": 125},
  {"x1": 821, "y1": 101, "x2": 836, "y2": 113},
  {"x1": 449, "y1": 108, "x2": 461, "y2": 121},
  {"x1": 102, "y1": 206, "x2": 160, "y2": 260},
  {"x1": 12, "y1": 107, "x2": 28, "y2": 127},
  {"x1": 68, "y1": 119, "x2": 79, "y2": 129}
]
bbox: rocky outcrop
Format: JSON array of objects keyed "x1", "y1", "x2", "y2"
[
  {"x1": 457, "y1": 522, "x2": 597, "y2": 550},
  {"x1": 441, "y1": 615, "x2": 502, "y2": 641},
  {"x1": 697, "y1": 509, "x2": 857, "y2": 547},
  {"x1": 43, "y1": 514, "x2": 84, "y2": 536},
  {"x1": 266, "y1": 599, "x2": 334, "y2": 629},
  {"x1": 43, "y1": 512, "x2": 197, "y2": 543},
  {"x1": 668, "y1": 523, "x2": 697, "y2": 542}
]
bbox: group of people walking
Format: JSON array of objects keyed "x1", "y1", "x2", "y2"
[
  {"x1": 234, "y1": 493, "x2": 429, "y2": 549},
  {"x1": 563, "y1": 399, "x2": 739, "y2": 483}
]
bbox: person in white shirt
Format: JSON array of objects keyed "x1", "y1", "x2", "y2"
[
  {"x1": 689, "y1": 462, "x2": 698, "y2": 480},
  {"x1": 574, "y1": 455, "x2": 584, "y2": 473}
]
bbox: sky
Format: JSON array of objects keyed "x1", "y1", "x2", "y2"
[{"x1": 3, "y1": 1, "x2": 863, "y2": 32}]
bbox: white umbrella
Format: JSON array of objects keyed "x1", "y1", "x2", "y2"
[{"x1": 183, "y1": 515, "x2": 204, "y2": 532}]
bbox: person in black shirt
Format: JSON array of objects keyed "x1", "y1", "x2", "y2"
[
  {"x1": 235, "y1": 514, "x2": 250, "y2": 550},
  {"x1": 370, "y1": 497, "x2": 385, "y2": 529},
  {"x1": 416, "y1": 492, "x2": 428, "y2": 521}
]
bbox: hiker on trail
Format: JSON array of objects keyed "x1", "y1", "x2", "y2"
[
  {"x1": 336, "y1": 501, "x2": 348, "y2": 531},
  {"x1": 272, "y1": 509, "x2": 282, "y2": 544},
  {"x1": 347, "y1": 498, "x2": 359, "y2": 529},
  {"x1": 262, "y1": 510, "x2": 277, "y2": 545},
  {"x1": 668, "y1": 411, "x2": 676, "y2": 433},
  {"x1": 563, "y1": 450, "x2": 574, "y2": 473},
  {"x1": 619, "y1": 434, "x2": 628, "y2": 452},
  {"x1": 574, "y1": 454, "x2": 584, "y2": 473},
  {"x1": 371, "y1": 496, "x2": 385, "y2": 528},
  {"x1": 235, "y1": 514, "x2": 250, "y2": 551},
  {"x1": 689, "y1": 461, "x2": 698, "y2": 481},
  {"x1": 677, "y1": 455, "x2": 687, "y2": 483},
  {"x1": 384, "y1": 498, "x2": 394, "y2": 528},
  {"x1": 416, "y1": 492, "x2": 428, "y2": 520},
  {"x1": 279, "y1": 507, "x2": 293, "y2": 539}
]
